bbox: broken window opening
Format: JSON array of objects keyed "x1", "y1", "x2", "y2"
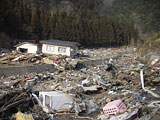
[{"x1": 18, "y1": 48, "x2": 28, "y2": 53}]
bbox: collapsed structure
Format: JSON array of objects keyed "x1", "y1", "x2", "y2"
[
  {"x1": 15, "y1": 42, "x2": 38, "y2": 54},
  {"x1": 14, "y1": 40, "x2": 79, "y2": 57}
]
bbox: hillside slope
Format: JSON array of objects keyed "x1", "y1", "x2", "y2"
[
  {"x1": 0, "y1": 0, "x2": 138, "y2": 48},
  {"x1": 140, "y1": 32, "x2": 160, "y2": 53},
  {"x1": 0, "y1": 0, "x2": 160, "y2": 48},
  {"x1": 110, "y1": 0, "x2": 160, "y2": 34}
]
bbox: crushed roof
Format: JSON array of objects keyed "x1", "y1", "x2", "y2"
[{"x1": 14, "y1": 42, "x2": 37, "y2": 47}]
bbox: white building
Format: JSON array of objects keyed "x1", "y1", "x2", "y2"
[
  {"x1": 40, "y1": 40, "x2": 79, "y2": 56},
  {"x1": 15, "y1": 42, "x2": 38, "y2": 54}
]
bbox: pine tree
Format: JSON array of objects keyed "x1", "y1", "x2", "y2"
[
  {"x1": 42, "y1": 13, "x2": 49, "y2": 39},
  {"x1": 49, "y1": 12, "x2": 56, "y2": 39},
  {"x1": 31, "y1": 6, "x2": 41, "y2": 39},
  {"x1": 23, "y1": 4, "x2": 31, "y2": 25}
]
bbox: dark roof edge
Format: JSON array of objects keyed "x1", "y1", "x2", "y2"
[
  {"x1": 14, "y1": 42, "x2": 38, "y2": 47},
  {"x1": 40, "y1": 40, "x2": 80, "y2": 47}
]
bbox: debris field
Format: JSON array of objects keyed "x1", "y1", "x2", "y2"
[{"x1": 0, "y1": 47, "x2": 160, "y2": 120}]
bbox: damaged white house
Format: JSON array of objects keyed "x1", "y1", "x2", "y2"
[
  {"x1": 15, "y1": 42, "x2": 38, "y2": 54},
  {"x1": 40, "y1": 40, "x2": 79, "y2": 56},
  {"x1": 15, "y1": 40, "x2": 79, "y2": 56}
]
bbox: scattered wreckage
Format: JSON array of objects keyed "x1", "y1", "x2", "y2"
[{"x1": 0, "y1": 47, "x2": 160, "y2": 120}]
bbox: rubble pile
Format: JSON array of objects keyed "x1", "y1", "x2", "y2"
[
  {"x1": 0, "y1": 47, "x2": 160, "y2": 120},
  {"x1": 0, "y1": 51, "x2": 44, "y2": 66},
  {"x1": 0, "y1": 49, "x2": 74, "y2": 68}
]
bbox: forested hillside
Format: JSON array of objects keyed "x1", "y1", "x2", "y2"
[
  {"x1": 3, "y1": 0, "x2": 159, "y2": 48},
  {"x1": 110, "y1": 0, "x2": 160, "y2": 34},
  {"x1": 27, "y1": 0, "x2": 103, "y2": 11}
]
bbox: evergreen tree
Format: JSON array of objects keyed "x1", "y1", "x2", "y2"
[
  {"x1": 23, "y1": 4, "x2": 31, "y2": 25},
  {"x1": 49, "y1": 12, "x2": 56, "y2": 39},
  {"x1": 31, "y1": 6, "x2": 41, "y2": 39},
  {"x1": 42, "y1": 13, "x2": 49, "y2": 39}
]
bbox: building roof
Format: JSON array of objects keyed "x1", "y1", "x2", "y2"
[
  {"x1": 15, "y1": 40, "x2": 36, "y2": 42},
  {"x1": 14, "y1": 42, "x2": 37, "y2": 47},
  {"x1": 40, "y1": 40, "x2": 79, "y2": 47}
]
